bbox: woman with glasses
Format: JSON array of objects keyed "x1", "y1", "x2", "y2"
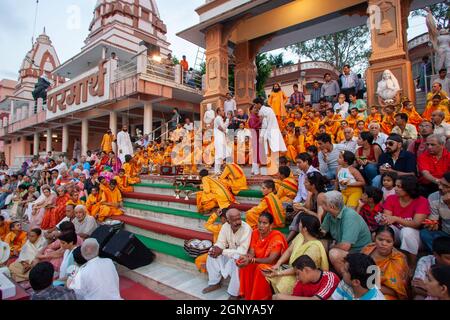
[{"x1": 382, "y1": 175, "x2": 430, "y2": 268}]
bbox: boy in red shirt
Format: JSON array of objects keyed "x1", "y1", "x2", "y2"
[{"x1": 272, "y1": 255, "x2": 339, "y2": 300}]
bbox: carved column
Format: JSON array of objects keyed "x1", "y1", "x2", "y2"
[
  {"x1": 234, "y1": 41, "x2": 256, "y2": 111},
  {"x1": 201, "y1": 24, "x2": 229, "y2": 122},
  {"x1": 366, "y1": 0, "x2": 415, "y2": 107}
]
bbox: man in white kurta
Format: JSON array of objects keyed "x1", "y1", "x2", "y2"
[
  {"x1": 71, "y1": 239, "x2": 122, "y2": 300},
  {"x1": 257, "y1": 101, "x2": 287, "y2": 175},
  {"x1": 202, "y1": 209, "x2": 252, "y2": 299},
  {"x1": 116, "y1": 125, "x2": 134, "y2": 163},
  {"x1": 213, "y1": 108, "x2": 231, "y2": 175}
]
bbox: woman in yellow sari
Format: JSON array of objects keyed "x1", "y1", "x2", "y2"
[
  {"x1": 361, "y1": 226, "x2": 409, "y2": 300},
  {"x1": 265, "y1": 214, "x2": 328, "y2": 295}
]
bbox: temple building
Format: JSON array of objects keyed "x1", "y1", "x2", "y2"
[{"x1": 0, "y1": 0, "x2": 202, "y2": 167}]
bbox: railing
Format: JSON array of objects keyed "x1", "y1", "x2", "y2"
[
  {"x1": 114, "y1": 60, "x2": 138, "y2": 82},
  {"x1": 150, "y1": 121, "x2": 170, "y2": 141}
]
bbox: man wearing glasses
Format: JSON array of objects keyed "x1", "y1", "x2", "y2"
[{"x1": 371, "y1": 134, "x2": 417, "y2": 188}]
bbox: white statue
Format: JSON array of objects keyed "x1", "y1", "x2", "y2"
[
  {"x1": 203, "y1": 103, "x2": 215, "y2": 128},
  {"x1": 377, "y1": 69, "x2": 401, "y2": 106},
  {"x1": 426, "y1": 7, "x2": 450, "y2": 74}
]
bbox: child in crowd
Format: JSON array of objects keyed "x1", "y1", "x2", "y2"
[
  {"x1": 381, "y1": 172, "x2": 397, "y2": 202},
  {"x1": 4, "y1": 221, "x2": 27, "y2": 256},
  {"x1": 336, "y1": 151, "x2": 365, "y2": 209},
  {"x1": 356, "y1": 186, "x2": 384, "y2": 234},
  {"x1": 331, "y1": 253, "x2": 385, "y2": 300},
  {"x1": 246, "y1": 180, "x2": 285, "y2": 229},
  {"x1": 412, "y1": 237, "x2": 450, "y2": 300},
  {"x1": 306, "y1": 146, "x2": 319, "y2": 169}
]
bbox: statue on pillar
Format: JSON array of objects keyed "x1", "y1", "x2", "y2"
[
  {"x1": 426, "y1": 7, "x2": 450, "y2": 74},
  {"x1": 376, "y1": 69, "x2": 401, "y2": 106}
]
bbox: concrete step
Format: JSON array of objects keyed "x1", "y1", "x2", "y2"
[
  {"x1": 123, "y1": 192, "x2": 255, "y2": 212},
  {"x1": 133, "y1": 183, "x2": 262, "y2": 204},
  {"x1": 118, "y1": 261, "x2": 230, "y2": 300}
]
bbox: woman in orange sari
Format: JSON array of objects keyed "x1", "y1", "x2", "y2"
[
  {"x1": 361, "y1": 226, "x2": 409, "y2": 300},
  {"x1": 40, "y1": 186, "x2": 70, "y2": 230},
  {"x1": 238, "y1": 212, "x2": 288, "y2": 300}
]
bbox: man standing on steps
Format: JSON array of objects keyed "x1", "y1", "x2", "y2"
[
  {"x1": 116, "y1": 124, "x2": 133, "y2": 164},
  {"x1": 202, "y1": 208, "x2": 252, "y2": 300},
  {"x1": 214, "y1": 107, "x2": 231, "y2": 175}
]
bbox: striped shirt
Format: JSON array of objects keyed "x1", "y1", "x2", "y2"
[{"x1": 293, "y1": 271, "x2": 340, "y2": 300}]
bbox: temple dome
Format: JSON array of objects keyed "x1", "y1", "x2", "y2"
[{"x1": 86, "y1": 0, "x2": 168, "y2": 46}]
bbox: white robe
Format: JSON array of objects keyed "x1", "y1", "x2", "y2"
[
  {"x1": 116, "y1": 131, "x2": 134, "y2": 163},
  {"x1": 258, "y1": 105, "x2": 287, "y2": 154},
  {"x1": 214, "y1": 116, "x2": 230, "y2": 160},
  {"x1": 17, "y1": 236, "x2": 47, "y2": 263}
]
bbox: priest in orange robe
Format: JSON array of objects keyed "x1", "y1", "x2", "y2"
[{"x1": 98, "y1": 179, "x2": 124, "y2": 222}]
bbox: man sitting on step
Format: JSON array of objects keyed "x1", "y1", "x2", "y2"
[
  {"x1": 219, "y1": 163, "x2": 248, "y2": 196},
  {"x1": 202, "y1": 208, "x2": 252, "y2": 300},
  {"x1": 98, "y1": 180, "x2": 124, "y2": 222},
  {"x1": 196, "y1": 169, "x2": 236, "y2": 215}
]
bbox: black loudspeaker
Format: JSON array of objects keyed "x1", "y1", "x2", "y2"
[
  {"x1": 102, "y1": 230, "x2": 155, "y2": 270},
  {"x1": 90, "y1": 225, "x2": 118, "y2": 254}
]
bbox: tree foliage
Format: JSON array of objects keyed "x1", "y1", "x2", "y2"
[
  {"x1": 411, "y1": 1, "x2": 449, "y2": 29},
  {"x1": 287, "y1": 25, "x2": 371, "y2": 73},
  {"x1": 267, "y1": 53, "x2": 294, "y2": 68},
  {"x1": 255, "y1": 53, "x2": 273, "y2": 98}
]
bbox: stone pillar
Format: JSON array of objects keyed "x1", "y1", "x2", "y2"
[
  {"x1": 109, "y1": 111, "x2": 118, "y2": 136},
  {"x1": 33, "y1": 133, "x2": 40, "y2": 156},
  {"x1": 9, "y1": 100, "x2": 14, "y2": 123},
  {"x1": 143, "y1": 102, "x2": 153, "y2": 136},
  {"x1": 121, "y1": 114, "x2": 129, "y2": 128},
  {"x1": 366, "y1": 0, "x2": 415, "y2": 106},
  {"x1": 81, "y1": 119, "x2": 89, "y2": 156},
  {"x1": 234, "y1": 41, "x2": 257, "y2": 111},
  {"x1": 130, "y1": 124, "x2": 136, "y2": 137},
  {"x1": 110, "y1": 111, "x2": 118, "y2": 153},
  {"x1": 46, "y1": 129, "x2": 52, "y2": 153},
  {"x1": 62, "y1": 125, "x2": 69, "y2": 154},
  {"x1": 201, "y1": 24, "x2": 229, "y2": 122}
]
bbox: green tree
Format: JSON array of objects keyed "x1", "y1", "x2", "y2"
[
  {"x1": 256, "y1": 53, "x2": 273, "y2": 98},
  {"x1": 267, "y1": 53, "x2": 294, "y2": 68},
  {"x1": 287, "y1": 25, "x2": 371, "y2": 73},
  {"x1": 172, "y1": 55, "x2": 180, "y2": 65},
  {"x1": 411, "y1": 1, "x2": 449, "y2": 29}
]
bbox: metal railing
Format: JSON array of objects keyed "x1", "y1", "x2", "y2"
[
  {"x1": 150, "y1": 121, "x2": 170, "y2": 141},
  {"x1": 114, "y1": 60, "x2": 138, "y2": 81}
]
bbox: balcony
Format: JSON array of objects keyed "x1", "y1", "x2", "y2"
[
  {"x1": 270, "y1": 61, "x2": 339, "y2": 78},
  {"x1": 113, "y1": 55, "x2": 205, "y2": 98}
]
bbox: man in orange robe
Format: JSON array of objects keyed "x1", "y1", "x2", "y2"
[
  {"x1": 115, "y1": 169, "x2": 134, "y2": 193},
  {"x1": 365, "y1": 106, "x2": 382, "y2": 127},
  {"x1": 123, "y1": 155, "x2": 141, "y2": 185},
  {"x1": 346, "y1": 107, "x2": 364, "y2": 130},
  {"x1": 275, "y1": 166, "x2": 298, "y2": 203},
  {"x1": 422, "y1": 94, "x2": 450, "y2": 121},
  {"x1": 101, "y1": 129, "x2": 115, "y2": 153},
  {"x1": 400, "y1": 100, "x2": 423, "y2": 129},
  {"x1": 284, "y1": 122, "x2": 298, "y2": 163},
  {"x1": 219, "y1": 163, "x2": 248, "y2": 195},
  {"x1": 246, "y1": 180, "x2": 285, "y2": 229},
  {"x1": 380, "y1": 105, "x2": 396, "y2": 134},
  {"x1": 98, "y1": 180, "x2": 124, "y2": 222},
  {"x1": 268, "y1": 83, "x2": 288, "y2": 120},
  {"x1": 196, "y1": 169, "x2": 236, "y2": 214},
  {"x1": 86, "y1": 186, "x2": 102, "y2": 219}
]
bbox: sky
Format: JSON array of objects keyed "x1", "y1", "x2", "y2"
[{"x1": 0, "y1": 0, "x2": 429, "y2": 80}]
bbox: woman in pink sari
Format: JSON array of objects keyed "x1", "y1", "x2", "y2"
[
  {"x1": 248, "y1": 104, "x2": 262, "y2": 176},
  {"x1": 30, "y1": 185, "x2": 56, "y2": 229}
]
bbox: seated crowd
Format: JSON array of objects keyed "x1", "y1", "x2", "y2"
[{"x1": 0, "y1": 73, "x2": 450, "y2": 301}]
